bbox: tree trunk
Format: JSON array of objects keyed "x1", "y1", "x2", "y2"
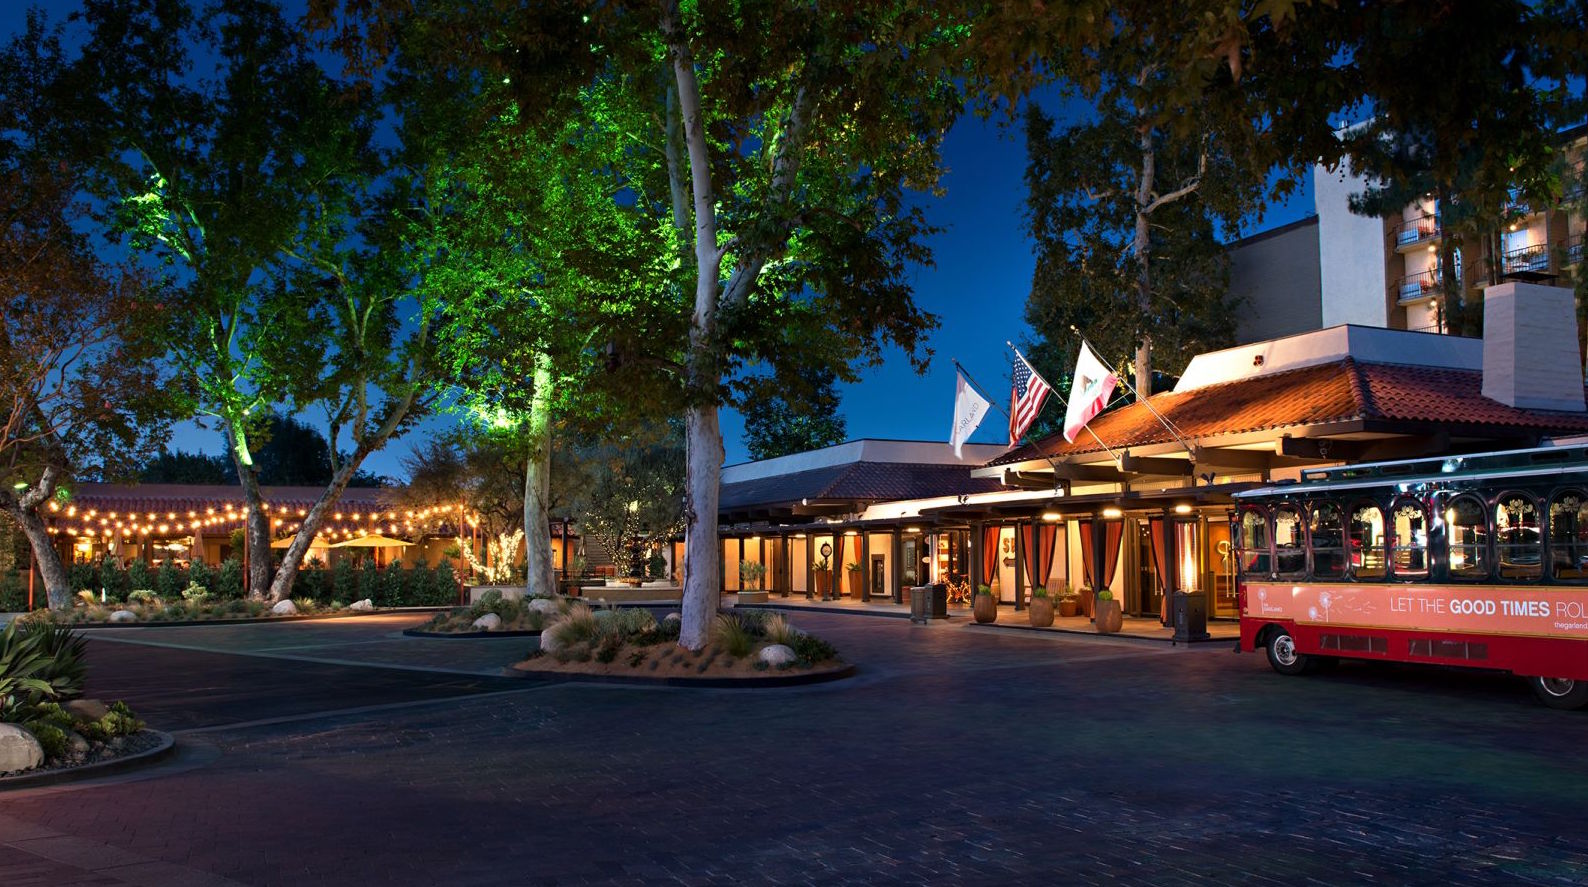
[
  {"x1": 224, "y1": 422, "x2": 272, "y2": 600},
  {"x1": 1133, "y1": 125, "x2": 1156, "y2": 398},
  {"x1": 1436, "y1": 185, "x2": 1462, "y2": 336},
  {"x1": 665, "y1": 0, "x2": 726, "y2": 650},
  {"x1": 265, "y1": 454, "x2": 363, "y2": 602},
  {"x1": 7, "y1": 503, "x2": 70, "y2": 609},
  {"x1": 523, "y1": 351, "x2": 555, "y2": 598}
]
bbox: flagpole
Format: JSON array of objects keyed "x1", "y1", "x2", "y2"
[
  {"x1": 1006, "y1": 341, "x2": 1120, "y2": 462},
  {"x1": 1067, "y1": 326, "x2": 1196, "y2": 459},
  {"x1": 956, "y1": 357, "x2": 1067, "y2": 488}
]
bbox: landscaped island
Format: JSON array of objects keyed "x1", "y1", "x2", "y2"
[{"x1": 513, "y1": 604, "x2": 848, "y2": 682}]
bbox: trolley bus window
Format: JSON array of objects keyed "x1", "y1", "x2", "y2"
[
  {"x1": 1446, "y1": 494, "x2": 1490, "y2": 581},
  {"x1": 1549, "y1": 491, "x2": 1588, "y2": 582},
  {"x1": 1350, "y1": 503, "x2": 1386, "y2": 580},
  {"x1": 1390, "y1": 498, "x2": 1429, "y2": 579},
  {"x1": 1310, "y1": 501, "x2": 1346, "y2": 579},
  {"x1": 1237, "y1": 507, "x2": 1271, "y2": 576},
  {"x1": 1496, "y1": 493, "x2": 1542, "y2": 581},
  {"x1": 1274, "y1": 505, "x2": 1306, "y2": 578}
]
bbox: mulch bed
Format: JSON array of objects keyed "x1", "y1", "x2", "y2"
[{"x1": 0, "y1": 730, "x2": 174, "y2": 789}]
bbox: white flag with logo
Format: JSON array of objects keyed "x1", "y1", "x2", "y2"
[
  {"x1": 1063, "y1": 341, "x2": 1119, "y2": 443},
  {"x1": 950, "y1": 369, "x2": 992, "y2": 458}
]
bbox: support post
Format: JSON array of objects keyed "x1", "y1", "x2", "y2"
[{"x1": 1013, "y1": 520, "x2": 1025, "y2": 612}]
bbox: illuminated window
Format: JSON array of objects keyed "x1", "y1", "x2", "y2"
[
  {"x1": 1350, "y1": 502, "x2": 1386, "y2": 580},
  {"x1": 1495, "y1": 492, "x2": 1541, "y2": 581},
  {"x1": 1309, "y1": 501, "x2": 1346, "y2": 580},
  {"x1": 1446, "y1": 494, "x2": 1490, "y2": 581},
  {"x1": 1389, "y1": 497, "x2": 1428, "y2": 580},
  {"x1": 1549, "y1": 491, "x2": 1588, "y2": 583}
]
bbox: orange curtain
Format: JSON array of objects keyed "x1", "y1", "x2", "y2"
[
  {"x1": 1102, "y1": 520, "x2": 1124, "y2": 588},
  {"x1": 1078, "y1": 519, "x2": 1095, "y2": 588},
  {"x1": 982, "y1": 524, "x2": 1000, "y2": 586}
]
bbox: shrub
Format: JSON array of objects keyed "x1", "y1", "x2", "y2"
[
  {"x1": 650, "y1": 616, "x2": 682, "y2": 644},
  {"x1": 595, "y1": 633, "x2": 623, "y2": 663},
  {"x1": 189, "y1": 561, "x2": 214, "y2": 598},
  {"x1": 647, "y1": 552, "x2": 668, "y2": 579},
  {"x1": 430, "y1": 561, "x2": 458, "y2": 606},
  {"x1": 762, "y1": 614, "x2": 800, "y2": 647},
  {"x1": 331, "y1": 558, "x2": 357, "y2": 605},
  {"x1": 600, "y1": 607, "x2": 656, "y2": 640},
  {"x1": 0, "y1": 571, "x2": 27, "y2": 612},
  {"x1": 80, "y1": 701, "x2": 144, "y2": 741},
  {"x1": 181, "y1": 583, "x2": 209, "y2": 603},
  {"x1": 125, "y1": 559, "x2": 152, "y2": 596},
  {"x1": 67, "y1": 563, "x2": 95, "y2": 598},
  {"x1": 156, "y1": 560, "x2": 185, "y2": 600},
  {"x1": 0, "y1": 621, "x2": 85, "y2": 718},
  {"x1": 128, "y1": 589, "x2": 158, "y2": 605},
  {"x1": 790, "y1": 632, "x2": 839, "y2": 665},
  {"x1": 98, "y1": 558, "x2": 125, "y2": 602},
  {"x1": 215, "y1": 558, "x2": 245, "y2": 600},
  {"x1": 733, "y1": 609, "x2": 771, "y2": 635},
  {"x1": 361, "y1": 558, "x2": 379, "y2": 602},
  {"x1": 378, "y1": 561, "x2": 407, "y2": 607},
  {"x1": 710, "y1": 614, "x2": 754, "y2": 658}
]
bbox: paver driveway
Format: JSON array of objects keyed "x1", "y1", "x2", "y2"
[{"x1": 4, "y1": 611, "x2": 1588, "y2": 886}]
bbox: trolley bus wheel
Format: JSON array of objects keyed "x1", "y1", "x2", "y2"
[
  {"x1": 1529, "y1": 676, "x2": 1588, "y2": 711},
  {"x1": 1264, "y1": 627, "x2": 1314, "y2": 676}
]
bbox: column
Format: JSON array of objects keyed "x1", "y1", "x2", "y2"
[
  {"x1": 1013, "y1": 520, "x2": 1025, "y2": 612},
  {"x1": 858, "y1": 532, "x2": 871, "y2": 601},
  {"x1": 891, "y1": 528, "x2": 903, "y2": 603}
]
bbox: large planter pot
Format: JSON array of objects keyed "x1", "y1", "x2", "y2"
[
  {"x1": 973, "y1": 594, "x2": 998, "y2": 623},
  {"x1": 1058, "y1": 598, "x2": 1079, "y2": 618},
  {"x1": 1094, "y1": 598, "x2": 1123, "y2": 634},
  {"x1": 813, "y1": 569, "x2": 832, "y2": 598},
  {"x1": 1080, "y1": 587, "x2": 1096, "y2": 619},
  {"x1": 1028, "y1": 596, "x2": 1055, "y2": 627},
  {"x1": 846, "y1": 571, "x2": 863, "y2": 599}
]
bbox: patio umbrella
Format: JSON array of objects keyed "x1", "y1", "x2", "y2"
[
  {"x1": 329, "y1": 534, "x2": 412, "y2": 549},
  {"x1": 272, "y1": 535, "x2": 331, "y2": 549}
]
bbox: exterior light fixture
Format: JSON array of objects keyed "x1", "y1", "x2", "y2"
[
  {"x1": 905, "y1": 526, "x2": 922, "y2": 534},
  {"x1": 1174, "y1": 504, "x2": 1193, "y2": 515},
  {"x1": 1041, "y1": 511, "x2": 1061, "y2": 522},
  {"x1": 1102, "y1": 507, "x2": 1123, "y2": 519}
]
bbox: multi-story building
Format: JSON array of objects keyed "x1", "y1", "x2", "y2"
[{"x1": 1231, "y1": 126, "x2": 1587, "y2": 342}]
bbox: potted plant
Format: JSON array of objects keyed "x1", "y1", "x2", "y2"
[
  {"x1": 812, "y1": 556, "x2": 831, "y2": 599},
  {"x1": 1094, "y1": 588, "x2": 1123, "y2": 634},
  {"x1": 973, "y1": 584, "x2": 998, "y2": 623},
  {"x1": 1057, "y1": 586, "x2": 1079, "y2": 618},
  {"x1": 844, "y1": 561, "x2": 863, "y2": 598},
  {"x1": 1028, "y1": 586, "x2": 1054, "y2": 627},
  {"x1": 739, "y1": 560, "x2": 766, "y2": 591}
]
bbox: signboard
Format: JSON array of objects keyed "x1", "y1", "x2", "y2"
[{"x1": 1244, "y1": 582, "x2": 1588, "y2": 640}]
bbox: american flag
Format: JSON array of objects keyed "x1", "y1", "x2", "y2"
[{"x1": 1009, "y1": 352, "x2": 1052, "y2": 445}]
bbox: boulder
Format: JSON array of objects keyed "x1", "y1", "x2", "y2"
[
  {"x1": 528, "y1": 598, "x2": 560, "y2": 616},
  {"x1": 0, "y1": 723, "x2": 44, "y2": 774},
  {"x1": 108, "y1": 609, "x2": 138, "y2": 623},
  {"x1": 758, "y1": 644, "x2": 797, "y2": 667},
  {"x1": 66, "y1": 732, "x2": 91, "y2": 755},
  {"x1": 270, "y1": 599, "x2": 299, "y2": 616},
  {"x1": 538, "y1": 625, "x2": 563, "y2": 654},
  {"x1": 663, "y1": 612, "x2": 681, "y2": 623},
  {"x1": 63, "y1": 699, "x2": 110, "y2": 723},
  {"x1": 349, "y1": 599, "x2": 375, "y2": 612},
  {"x1": 471, "y1": 612, "x2": 502, "y2": 631}
]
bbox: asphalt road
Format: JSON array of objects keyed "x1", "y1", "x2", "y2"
[{"x1": 3, "y1": 612, "x2": 1587, "y2": 885}]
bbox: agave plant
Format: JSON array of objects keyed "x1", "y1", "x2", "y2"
[{"x1": 0, "y1": 620, "x2": 87, "y2": 720}]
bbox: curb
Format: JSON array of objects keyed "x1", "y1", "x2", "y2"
[
  {"x1": 0, "y1": 730, "x2": 176, "y2": 791},
  {"x1": 402, "y1": 628, "x2": 544, "y2": 639},
  {"x1": 733, "y1": 602, "x2": 913, "y2": 620},
  {"x1": 502, "y1": 662, "x2": 857, "y2": 689},
  {"x1": 35, "y1": 610, "x2": 443, "y2": 630},
  {"x1": 963, "y1": 621, "x2": 1232, "y2": 645}
]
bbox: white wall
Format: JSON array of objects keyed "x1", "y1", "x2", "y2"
[{"x1": 1315, "y1": 161, "x2": 1390, "y2": 328}]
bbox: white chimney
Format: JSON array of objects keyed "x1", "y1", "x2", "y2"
[{"x1": 1482, "y1": 281, "x2": 1587, "y2": 413}]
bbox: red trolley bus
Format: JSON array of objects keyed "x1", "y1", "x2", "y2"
[{"x1": 1235, "y1": 444, "x2": 1588, "y2": 709}]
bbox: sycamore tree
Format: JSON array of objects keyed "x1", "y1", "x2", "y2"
[
  {"x1": 46, "y1": 0, "x2": 381, "y2": 599},
  {"x1": 560, "y1": 422, "x2": 686, "y2": 579},
  {"x1": 0, "y1": 156, "x2": 174, "y2": 608},
  {"x1": 1020, "y1": 0, "x2": 1346, "y2": 394},
  {"x1": 1336, "y1": 0, "x2": 1570, "y2": 337},
  {"x1": 740, "y1": 367, "x2": 847, "y2": 462}
]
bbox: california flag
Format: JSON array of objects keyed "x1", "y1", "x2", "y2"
[
  {"x1": 950, "y1": 369, "x2": 992, "y2": 458},
  {"x1": 1062, "y1": 342, "x2": 1119, "y2": 443}
]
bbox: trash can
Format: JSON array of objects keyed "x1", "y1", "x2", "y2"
[
  {"x1": 909, "y1": 586, "x2": 929, "y2": 624},
  {"x1": 1172, "y1": 591, "x2": 1210, "y2": 642},
  {"x1": 930, "y1": 583, "x2": 949, "y2": 619}
]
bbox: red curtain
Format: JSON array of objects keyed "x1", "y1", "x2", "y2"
[
  {"x1": 833, "y1": 533, "x2": 848, "y2": 571},
  {"x1": 1021, "y1": 522, "x2": 1060, "y2": 589},
  {"x1": 982, "y1": 524, "x2": 1000, "y2": 586},
  {"x1": 1102, "y1": 520, "x2": 1124, "y2": 588},
  {"x1": 1078, "y1": 519, "x2": 1095, "y2": 588},
  {"x1": 1146, "y1": 517, "x2": 1167, "y2": 593}
]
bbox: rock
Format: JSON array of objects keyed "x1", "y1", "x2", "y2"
[
  {"x1": 471, "y1": 612, "x2": 502, "y2": 631},
  {"x1": 108, "y1": 609, "x2": 138, "y2": 623},
  {"x1": 664, "y1": 612, "x2": 681, "y2": 623},
  {"x1": 270, "y1": 599, "x2": 298, "y2": 616},
  {"x1": 528, "y1": 598, "x2": 560, "y2": 616},
  {"x1": 538, "y1": 625, "x2": 563, "y2": 654},
  {"x1": 759, "y1": 644, "x2": 797, "y2": 667},
  {"x1": 63, "y1": 699, "x2": 110, "y2": 723},
  {"x1": 66, "y1": 732, "x2": 91, "y2": 755},
  {"x1": 0, "y1": 723, "x2": 44, "y2": 774},
  {"x1": 349, "y1": 599, "x2": 375, "y2": 612}
]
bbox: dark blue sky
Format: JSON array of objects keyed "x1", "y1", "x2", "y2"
[{"x1": 5, "y1": 5, "x2": 1313, "y2": 479}]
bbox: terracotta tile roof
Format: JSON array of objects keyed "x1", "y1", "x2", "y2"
[
  {"x1": 992, "y1": 359, "x2": 1588, "y2": 466},
  {"x1": 720, "y1": 462, "x2": 1005, "y2": 512}
]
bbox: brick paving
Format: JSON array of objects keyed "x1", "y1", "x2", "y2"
[{"x1": 3, "y1": 612, "x2": 1588, "y2": 884}]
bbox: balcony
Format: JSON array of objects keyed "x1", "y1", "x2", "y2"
[
  {"x1": 1503, "y1": 187, "x2": 1533, "y2": 218},
  {"x1": 1393, "y1": 214, "x2": 1441, "y2": 251},
  {"x1": 1568, "y1": 234, "x2": 1583, "y2": 267},
  {"x1": 1394, "y1": 268, "x2": 1454, "y2": 304},
  {"x1": 1501, "y1": 242, "x2": 1551, "y2": 276}
]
